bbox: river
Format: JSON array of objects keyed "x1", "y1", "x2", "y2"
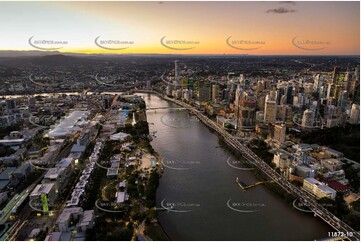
[{"x1": 139, "y1": 93, "x2": 333, "y2": 241}]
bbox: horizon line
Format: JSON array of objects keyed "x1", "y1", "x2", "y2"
[{"x1": 0, "y1": 50, "x2": 359, "y2": 57}]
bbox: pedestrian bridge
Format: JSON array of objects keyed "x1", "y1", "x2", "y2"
[{"x1": 236, "y1": 177, "x2": 274, "y2": 191}]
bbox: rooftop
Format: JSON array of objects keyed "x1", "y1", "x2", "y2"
[
  {"x1": 30, "y1": 183, "x2": 55, "y2": 196},
  {"x1": 56, "y1": 158, "x2": 73, "y2": 169},
  {"x1": 107, "y1": 168, "x2": 118, "y2": 176},
  {"x1": 56, "y1": 207, "x2": 83, "y2": 224},
  {"x1": 318, "y1": 184, "x2": 337, "y2": 194},
  {"x1": 0, "y1": 167, "x2": 16, "y2": 180},
  {"x1": 304, "y1": 177, "x2": 322, "y2": 185},
  {"x1": 48, "y1": 111, "x2": 89, "y2": 137},
  {"x1": 44, "y1": 167, "x2": 65, "y2": 180}
]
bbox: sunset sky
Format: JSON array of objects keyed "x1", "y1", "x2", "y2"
[{"x1": 0, "y1": 1, "x2": 359, "y2": 55}]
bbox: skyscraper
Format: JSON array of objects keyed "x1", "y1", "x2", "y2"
[
  {"x1": 197, "y1": 80, "x2": 211, "y2": 103},
  {"x1": 274, "y1": 123, "x2": 286, "y2": 145},
  {"x1": 237, "y1": 90, "x2": 257, "y2": 131},
  {"x1": 285, "y1": 85, "x2": 293, "y2": 105},
  {"x1": 211, "y1": 83, "x2": 220, "y2": 103},
  {"x1": 301, "y1": 109, "x2": 315, "y2": 127},
  {"x1": 264, "y1": 95, "x2": 277, "y2": 124},
  {"x1": 349, "y1": 104, "x2": 360, "y2": 124},
  {"x1": 337, "y1": 91, "x2": 348, "y2": 111},
  {"x1": 174, "y1": 60, "x2": 180, "y2": 89}
]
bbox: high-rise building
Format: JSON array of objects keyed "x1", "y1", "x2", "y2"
[
  {"x1": 237, "y1": 91, "x2": 257, "y2": 131},
  {"x1": 326, "y1": 81, "x2": 333, "y2": 99},
  {"x1": 174, "y1": 60, "x2": 180, "y2": 89},
  {"x1": 277, "y1": 104, "x2": 293, "y2": 124},
  {"x1": 181, "y1": 78, "x2": 189, "y2": 90},
  {"x1": 269, "y1": 89, "x2": 278, "y2": 102},
  {"x1": 314, "y1": 74, "x2": 323, "y2": 92},
  {"x1": 337, "y1": 91, "x2": 348, "y2": 111},
  {"x1": 344, "y1": 72, "x2": 352, "y2": 93},
  {"x1": 222, "y1": 88, "x2": 229, "y2": 103},
  {"x1": 235, "y1": 85, "x2": 243, "y2": 106},
  {"x1": 239, "y1": 74, "x2": 245, "y2": 87},
  {"x1": 264, "y1": 95, "x2": 277, "y2": 124},
  {"x1": 183, "y1": 89, "x2": 190, "y2": 101},
  {"x1": 349, "y1": 104, "x2": 360, "y2": 124},
  {"x1": 211, "y1": 84, "x2": 220, "y2": 103},
  {"x1": 197, "y1": 80, "x2": 211, "y2": 103},
  {"x1": 351, "y1": 66, "x2": 360, "y2": 104},
  {"x1": 274, "y1": 123, "x2": 286, "y2": 145},
  {"x1": 285, "y1": 85, "x2": 293, "y2": 104},
  {"x1": 332, "y1": 66, "x2": 339, "y2": 85},
  {"x1": 301, "y1": 109, "x2": 315, "y2": 127},
  {"x1": 256, "y1": 80, "x2": 264, "y2": 93}
]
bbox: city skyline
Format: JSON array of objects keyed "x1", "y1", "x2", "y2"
[{"x1": 0, "y1": 1, "x2": 359, "y2": 55}]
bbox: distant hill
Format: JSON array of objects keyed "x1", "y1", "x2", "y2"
[
  {"x1": 0, "y1": 54, "x2": 102, "y2": 67},
  {"x1": 0, "y1": 50, "x2": 62, "y2": 57}
]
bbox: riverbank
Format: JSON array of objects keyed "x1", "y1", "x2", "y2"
[
  {"x1": 141, "y1": 103, "x2": 169, "y2": 241},
  {"x1": 146, "y1": 92, "x2": 359, "y2": 240},
  {"x1": 149, "y1": 92, "x2": 300, "y2": 205},
  {"x1": 138, "y1": 92, "x2": 336, "y2": 240}
]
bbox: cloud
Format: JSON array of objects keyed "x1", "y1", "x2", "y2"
[
  {"x1": 266, "y1": 7, "x2": 297, "y2": 14},
  {"x1": 278, "y1": 1, "x2": 296, "y2": 5}
]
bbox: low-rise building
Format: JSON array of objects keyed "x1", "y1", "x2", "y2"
[
  {"x1": 321, "y1": 158, "x2": 344, "y2": 172},
  {"x1": 30, "y1": 183, "x2": 57, "y2": 208},
  {"x1": 107, "y1": 168, "x2": 118, "y2": 179},
  {"x1": 78, "y1": 210, "x2": 95, "y2": 232},
  {"x1": 43, "y1": 167, "x2": 68, "y2": 193},
  {"x1": 0, "y1": 167, "x2": 18, "y2": 191},
  {"x1": 295, "y1": 164, "x2": 316, "y2": 178},
  {"x1": 56, "y1": 158, "x2": 74, "y2": 177},
  {"x1": 55, "y1": 207, "x2": 94, "y2": 233},
  {"x1": 303, "y1": 178, "x2": 336, "y2": 200},
  {"x1": 116, "y1": 191, "x2": 129, "y2": 204},
  {"x1": 55, "y1": 207, "x2": 83, "y2": 232},
  {"x1": 13, "y1": 162, "x2": 32, "y2": 180}
]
